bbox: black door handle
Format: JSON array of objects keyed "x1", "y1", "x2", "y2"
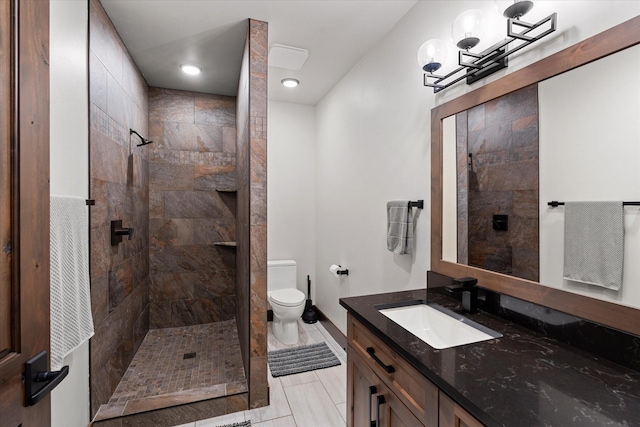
[{"x1": 24, "y1": 351, "x2": 69, "y2": 406}]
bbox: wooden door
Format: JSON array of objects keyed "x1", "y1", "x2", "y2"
[{"x1": 0, "y1": 0, "x2": 51, "y2": 426}]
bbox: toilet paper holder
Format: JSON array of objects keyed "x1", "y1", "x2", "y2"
[{"x1": 330, "y1": 264, "x2": 349, "y2": 277}]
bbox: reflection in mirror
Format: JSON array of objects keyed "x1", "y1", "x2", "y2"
[
  {"x1": 539, "y1": 44, "x2": 640, "y2": 309},
  {"x1": 442, "y1": 86, "x2": 539, "y2": 281}
]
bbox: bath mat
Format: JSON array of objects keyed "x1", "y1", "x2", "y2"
[
  {"x1": 215, "y1": 422, "x2": 250, "y2": 427},
  {"x1": 268, "y1": 342, "x2": 341, "y2": 377}
]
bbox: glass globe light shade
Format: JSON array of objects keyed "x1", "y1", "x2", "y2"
[
  {"x1": 494, "y1": 0, "x2": 534, "y2": 19},
  {"x1": 417, "y1": 39, "x2": 448, "y2": 73},
  {"x1": 451, "y1": 9, "x2": 487, "y2": 50}
]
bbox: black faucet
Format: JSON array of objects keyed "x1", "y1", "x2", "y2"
[{"x1": 445, "y1": 277, "x2": 479, "y2": 314}]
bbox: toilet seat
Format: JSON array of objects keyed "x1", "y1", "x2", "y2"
[{"x1": 269, "y1": 289, "x2": 305, "y2": 307}]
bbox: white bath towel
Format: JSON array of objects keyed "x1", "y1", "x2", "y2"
[
  {"x1": 387, "y1": 200, "x2": 414, "y2": 254},
  {"x1": 563, "y1": 201, "x2": 624, "y2": 290},
  {"x1": 50, "y1": 195, "x2": 94, "y2": 370}
]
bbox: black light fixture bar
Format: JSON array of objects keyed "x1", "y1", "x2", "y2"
[{"x1": 424, "y1": 13, "x2": 557, "y2": 93}]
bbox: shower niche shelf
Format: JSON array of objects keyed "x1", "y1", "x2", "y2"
[
  {"x1": 214, "y1": 241, "x2": 237, "y2": 247},
  {"x1": 215, "y1": 188, "x2": 237, "y2": 193}
]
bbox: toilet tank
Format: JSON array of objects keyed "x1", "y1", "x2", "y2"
[{"x1": 267, "y1": 260, "x2": 297, "y2": 291}]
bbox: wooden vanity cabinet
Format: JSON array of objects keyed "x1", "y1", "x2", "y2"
[{"x1": 347, "y1": 314, "x2": 485, "y2": 427}]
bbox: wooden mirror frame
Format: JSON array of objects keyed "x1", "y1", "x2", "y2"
[{"x1": 431, "y1": 16, "x2": 640, "y2": 336}]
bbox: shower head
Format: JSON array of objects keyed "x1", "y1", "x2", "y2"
[
  {"x1": 130, "y1": 129, "x2": 154, "y2": 147},
  {"x1": 136, "y1": 138, "x2": 154, "y2": 147}
]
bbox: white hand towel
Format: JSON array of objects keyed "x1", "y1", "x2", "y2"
[
  {"x1": 387, "y1": 200, "x2": 414, "y2": 254},
  {"x1": 50, "y1": 195, "x2": 94, "y2": 370},
  {"x1": 563, "y1": 201, "x2": 624, "y2": 290}
]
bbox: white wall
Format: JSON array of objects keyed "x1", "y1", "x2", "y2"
[
  {"x1": 267, "y1": 101, "x2": 317, "y2": 298},
  {"x1": 311, "y1": 1, "x2": 640, "y2": 333},
  {"x1": 50, "y1": 1, "x2": 90, "y2": 427}
]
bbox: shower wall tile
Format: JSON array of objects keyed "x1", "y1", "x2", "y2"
[
  {"x1": 150, "y1": 218, "x2": 195, "y2": 248},
  {"x1": 195, "y1": 97, "x2": 236, "y2": 127},
  {"x1": 149, "y1": 92, "x2": 194, "y2": 124},
  {"x1": 148, "y1": 87, "x2": 237, "y2": 329},
  {"x1": 107, "y1": 73, "x2": 127, "y2": 126},
  {"x1": 150, "y1": 273, "x2": 194, "y2": 302},
  {"x1": 109, "y1": 259, "x2": 134, "y2": 310},
  {"x1": 163, "y1": 191, "x2": 232, "y2": 219},
  {"x1": 194, "y1": 164, "x2": 236, "y2": 191},
  {"x1": 162, "y1": 122, "x2": 223, "y2": 152},
  {"x1": 90, "y1": 52, "x2": 108, "y2": 112},
  {"x1": 149, "y1": 148, "x2": 235, "y2": 166},
  {"x1": 149, "y1": 190, "x2": 164, "y2": 219},
  {"x1": 149, "y1": 301, "x2": 171, "y2": 328},
  {"x1": 91, "y1": 272, "x2": 109, "y2": 326},
  {"x1": 89, "y1": 0, "x2": 123, "y2": 85},
  {"x1": 236, "y1": 19, "x2": 268, "y2": 409},
  {"x1": 223, "y1": 127, "x2": 236, "y2": 154},
  {"x1": 89, "y1": 0, "x2": 150, "y2": 417},
  {"x1": 150, "y1": 162, "x2": 195, "y2": 191},
  {"x1": 193, "y1": 218, "x2": 236, "y2": 245},
  {"x1": 90, "y1": 129, "x2": 128, "y2": 185},
  {"x1": 133, "y1": 304, "x2": 150, "y2": 354},
  {"x1": 170, "y1": 299, "x2": 218, "y2": 327},
  {"x1": 90, "y1": 226, "x2": 111, "y2": 279}
]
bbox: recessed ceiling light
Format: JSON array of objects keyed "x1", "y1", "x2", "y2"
[
  {"x1": 281, "y1": 78, "x2": 300, "y2": 88},
  {"x1": 180, "y1": 64, "x2": 202, "y2": 75}
]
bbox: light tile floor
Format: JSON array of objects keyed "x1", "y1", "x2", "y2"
[{"x1": 173, "y1": 319, "x2": 347, "y2": 427}]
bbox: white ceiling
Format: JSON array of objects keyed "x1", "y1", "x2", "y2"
[{"x1": 99, "y1": 0, "x2": 418, "y2": 105}]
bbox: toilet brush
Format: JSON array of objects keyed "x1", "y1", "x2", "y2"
[{"x1": 302, "y1": 275, "x2": 318, "y2": 324}]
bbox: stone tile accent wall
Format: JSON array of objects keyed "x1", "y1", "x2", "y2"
[
  {"x1": 89, "y1": 0, "x2": 150, "y2": 417},
  {"x1": 236, "y1": 19, "x2": 268, "y2": 409},
  {"x1": 148, "y1": 88, "x2": 237, "y2": 328},
  {"x1": 456, "y1": 84, "x2": 539, "y2": 281}
]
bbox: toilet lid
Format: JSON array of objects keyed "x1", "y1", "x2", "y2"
[{"x1": 270, "y1": 289, "x2": 305, "y2": 307}]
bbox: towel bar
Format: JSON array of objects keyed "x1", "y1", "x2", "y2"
[
  {"x1": 548, "y1": 201, "x2": 640, "y2": 207},
  {"x1": 410, "y1": 200, "x2": 424, "y2": 209}
]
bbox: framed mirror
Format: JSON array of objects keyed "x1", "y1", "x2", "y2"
[{"x1": 431, "y1": 16, "x2": 640, "y2": 336}]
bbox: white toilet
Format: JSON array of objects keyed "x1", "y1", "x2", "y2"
[{"x1": 268, "y1": 260, "x2": 306, "y2": 345}]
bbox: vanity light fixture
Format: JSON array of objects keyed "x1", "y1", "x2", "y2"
[
  {"x1": 281, "y1": 78, "x2": 300, "y2": 88},
  {"x1": 180, "y1": 63, "x2": 202, "y2": 75},
  {"x1": 419, "y1": 1, "x2": 556, "y2": 93}
]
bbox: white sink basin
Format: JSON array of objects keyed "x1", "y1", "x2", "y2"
[{"x1": 378, "y1": 303, "x2": 501, "y2": 349}]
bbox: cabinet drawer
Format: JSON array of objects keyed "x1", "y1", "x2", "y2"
[{"x1": 348, "y1": 314, "x2": 438, "y2": 426}]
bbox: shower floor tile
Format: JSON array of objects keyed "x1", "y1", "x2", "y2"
[{"x1": 95, "y1": 320, "x2": 246, "y2": 420}]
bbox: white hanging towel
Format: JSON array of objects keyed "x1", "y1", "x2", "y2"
[
  {"x1": 50, "y1": 195, "x2": 94, "y2": 370},
  {"x1": 387, "y1": 200, "x2": 414, "y2": 254},
  {"x1": 563, "y1": 201, "x2": 624, "y2": 290}
]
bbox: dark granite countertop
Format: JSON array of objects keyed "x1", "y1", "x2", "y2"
[{"x1": 340, "y1": 288, "x2": 640, "y2": 427}]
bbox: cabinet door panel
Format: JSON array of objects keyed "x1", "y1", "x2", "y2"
[
  {"x1": 439, "y1": 391, "x2": 485, "y2": 427},
  {"x1": 378, "y1": 381, "x2": 424, "y2": 427},
  {"x1": 348, "y1": 344, "x2": 380, "y2": 427}
]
